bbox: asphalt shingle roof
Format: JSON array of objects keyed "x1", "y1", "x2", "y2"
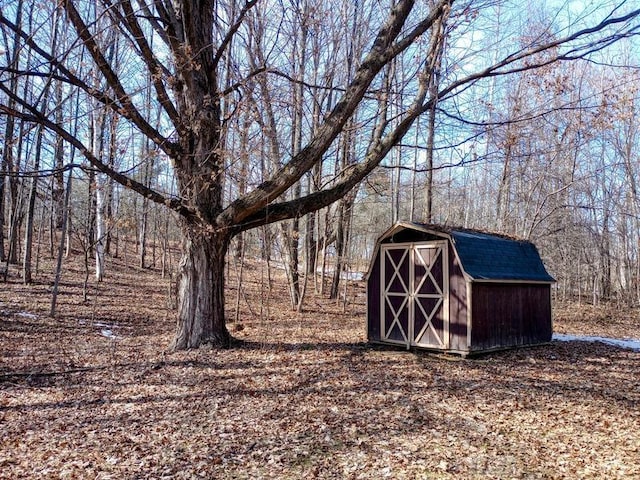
[
  {"x1": 450, "y1": 229, "x2": 555, "y2": 282},
  {"x1": 380, "y1": 222, "x2": 556, "y2": 283}
]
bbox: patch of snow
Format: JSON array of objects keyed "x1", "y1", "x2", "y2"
[
  {"x1": 342, "y1": 271, "x2": 364, "y2": 281},
  {"x1": 553, "y1": 333, "x2": 640, "y2": 352},
  {"x1": 100, "y1": 329, "x2": 118, "y2": 339},
  {"x1": 79, "y1": 319, "x2": 121, "y2": 338},
  {"x1": 93, "y1": 321, "x2": 114, "y2": 328},
  {"x1": 316, "y1": 269, "x2": 365, "y2": 281},
  {"x1": 16, "y1": 312, "x2": 38, "y2": 319}
]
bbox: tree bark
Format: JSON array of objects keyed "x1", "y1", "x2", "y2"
[
  {"x1": 330, "y1": 190, "x2": 355, "y2": 300},
  {"x1": 53, "y1": 82, "x2": 65, "y2": 230},
  {"x1": 173, "y1": 224, "x2": 230, "y2": 349},
  {"x1": 22, "y1": 124, "x2": 45, "y2": 284},
  {"x1": 0, "y1": 160, "x2": 5, "y2": 263},
  {"x1": 50, "y1": 169, "x2": 72, "y2": 317},
  {"x1": 422, "y1": 9, "x2": 448, "y2": 223},
  {"x1": 95, "y1": 176, "x2": 106, "y2": 281}
]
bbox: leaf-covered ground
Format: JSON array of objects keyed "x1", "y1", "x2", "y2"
[{"x1": 1, "y1": 255, "x2": 639, "y2": 479}]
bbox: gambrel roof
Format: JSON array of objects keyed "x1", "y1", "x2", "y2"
[{"x1": 373, "y1": 222, "x2": 555, "y2": 283}]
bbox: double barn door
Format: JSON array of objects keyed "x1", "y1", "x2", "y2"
[{"x1": 380, "y1": 242, "x2": 449, "y2": 349}]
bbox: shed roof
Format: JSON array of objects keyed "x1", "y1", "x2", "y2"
[{"x1": 375, "y1": 222, "x2": 555, "y2": 283}]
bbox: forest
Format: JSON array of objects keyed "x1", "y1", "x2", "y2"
[{"x1": 1, "y1": 0, "x2": 640, "y2": 478}]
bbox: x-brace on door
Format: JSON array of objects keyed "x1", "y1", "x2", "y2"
[{"x1": 380, "y1": 242, "x2": 449, "y2": 349}]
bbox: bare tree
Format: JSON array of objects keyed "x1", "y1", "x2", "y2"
[
  {"x1": 1, "y1": 0, "x2": 639, "y2": 349},
  {"x1": 1, "y1": 0, "x2": 24, "y2": 265}
]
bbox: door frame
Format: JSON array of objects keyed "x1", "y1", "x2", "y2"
[{"x1": 380, "y1": 241, "x2": 450, "y2": 349}]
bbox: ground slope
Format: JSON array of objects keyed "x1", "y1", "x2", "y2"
[{"x1": 1, "y1": 256, "x2": 639, "y2": 479}]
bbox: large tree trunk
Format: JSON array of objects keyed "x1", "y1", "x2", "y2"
[{"x1": 173, "y1": 223, "x2": 230, "y2": 350}]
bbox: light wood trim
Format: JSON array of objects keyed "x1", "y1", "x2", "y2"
[
  {"x1": 380, "y1": 244, "x2": 411, "y2": 346},
  {"x1": 466, "y1": 280, "x2": 473, "y2": 349},
  {"x1": 412, "y1": 241, "x2": 449, "y2": 349}
]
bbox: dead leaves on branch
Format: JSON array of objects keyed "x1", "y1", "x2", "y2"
[{"x1": 1, "y1": 259, "x2": 639, "y2": 479}]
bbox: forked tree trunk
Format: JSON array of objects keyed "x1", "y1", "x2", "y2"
[{"x1": 173, "y1": 224, "x2": 230, "y2": 350}]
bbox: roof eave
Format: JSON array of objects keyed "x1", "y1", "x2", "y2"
[
  {"x1": 469, "y1": 278, "x2": 556, "y2": 284},
  {"x1": 365, "y1": 221, "x2": 451, "y2": 281}
]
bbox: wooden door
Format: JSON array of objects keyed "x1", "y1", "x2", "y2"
[
  {"x1": 412, "y1": 243, "x2": 448, "y2": 348},
  {"x1": 380, "y1": 242, "x2": 449, "y2": 349},
  {"x1": 380, "y1": 245, "x2": 411, "y2": 346}
]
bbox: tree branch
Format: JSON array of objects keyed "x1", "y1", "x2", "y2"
[
  {"x1": 234, "y1": 76, "x2": 431, "y2": 234},
  {"x1": 0, "y1": 87, "x2": 194, "y2": 219},
  {"x1": 434, "y1": 6, "x2": 640, "y2": 104},
  {"x1": 62, "y1": 0, "x2": 180, "y2": 156},
  {"x1": 218, "y1": 0, "x2": 449, "y2": 228},
  {"x1": 213, "y1": 0, "x2": 259, "y2": 70},
  {"x1": 104, "y1": 0, "x2": 181, "y2": 128},
  {"x1": 0, "y1": 7, "x2": 181, "y2": 158},
  {"x1": 228, "y1": 1, "x2": 640, "y2": 234},
  {"x1": 135, "y1": 0, "x2": 172, "y2": 46}
]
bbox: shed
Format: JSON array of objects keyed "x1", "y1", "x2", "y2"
[{"x1": 366, "y1": 222, "x2": 555, "y2": 355}]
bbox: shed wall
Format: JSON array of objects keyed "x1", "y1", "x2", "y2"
[
  {"x1": 470, "y1": 283, "x2": 552, "y2": 351},
  {"x1": 447, "y1": 242, "x2": 468, "y2": 352},
  {"x1": 367, "y1": 254, "x2": 382, "y2": 342}
]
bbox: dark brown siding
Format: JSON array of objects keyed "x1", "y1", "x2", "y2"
[
  {"x1": 470, "y1": 283, "x2": 552, "y2": 351},
  {"x1": 382, "y1": 230, "x2": 443, "y2": 244},
  {"x1": 367, "y1": 251, "x2": 381, "y2": 342},
  {"x1": 447, "y1": 243, "x2": 468, "y2": 352}
]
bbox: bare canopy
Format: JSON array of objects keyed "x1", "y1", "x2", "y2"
[{"x1": 1, "y1": 0, "x2": 639, "y2": 348}]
